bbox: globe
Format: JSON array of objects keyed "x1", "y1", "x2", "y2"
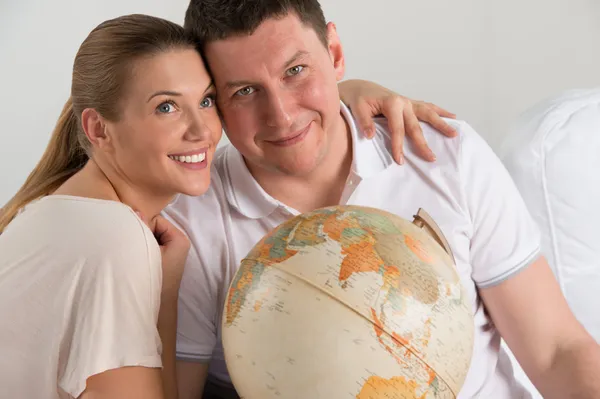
[{"x1": 222, "y1": 205, "x2": 474, "y2": 399}]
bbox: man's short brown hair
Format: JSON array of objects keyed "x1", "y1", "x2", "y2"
[{"x1": 184, "y1": 0, "x2": 329, "y2": 48}]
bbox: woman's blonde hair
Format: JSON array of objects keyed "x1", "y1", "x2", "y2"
[{"x1": 0, "y1": 14, "x2": 199, "y2": 232}]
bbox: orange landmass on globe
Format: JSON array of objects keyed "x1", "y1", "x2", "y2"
[
  {"x1": 357, "y1": 375, "x2": 425, "y2": 399},
  {"x1": 339, "y1": 239, "x2": 384, "y2": 281},
  {"x1": 226, "y1": 225, "x2": 299, "y2": 326},
  {"x1": 321, "y1": 213, "x2": 387, "y2": 282},
  {"x1": 321, "y1": 212, "x2": 357, "y2": 242},
  {"x1": 405, "y1": 235, "x2": 434, "y2": 264},
  {"x1": 369, "y1": 307, "x2": 437, "y2": 389},
  {"x1": 371, "y1": 308, "x2": 412, "y2": 360}
]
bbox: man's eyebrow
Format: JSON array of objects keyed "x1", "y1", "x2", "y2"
[
  {"x1": 283, "y1": 50, "x2": 309, "y2": 70},
  {"x1": 146, "y1": 82, "x2": 215, "y2": 102},
  {"x1": 224, "y1": 51, "x2": 310, "y2": 90},
  {"x1": 224, "y1": 79, "x2": 255, "y2": 91}
]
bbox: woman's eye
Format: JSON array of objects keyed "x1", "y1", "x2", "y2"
[
  {"x1": 200, "y1": 96, "x2": 215, "y2": 108},
  {"x1": 157, "y1": 102, "x2": 176, "y2": 114},
  {"x1": 286, "y1": 65, "x2": 304, "y2": 76},
  {"x1": 235, "y1": 87, "x2": 255, "y2": 97}
]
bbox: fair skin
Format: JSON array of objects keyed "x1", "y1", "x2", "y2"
[
  {"x1": 51, "y1": 46, "x2": 456, "y2": 399},
  {"x1": 339, "y1": 78, "x2": 458, "y2": 163},
  {"x1": 54, "y1": 48, "x2": 222, "y2": 399},
  {"x1": 177, "y1": 13, "x2": 600, "y2": 399}
]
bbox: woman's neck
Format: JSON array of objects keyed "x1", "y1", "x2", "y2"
[{"x1": 53, "y1": 159, "x2": 174, "y2": 222}]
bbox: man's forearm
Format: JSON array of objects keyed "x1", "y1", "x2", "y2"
[{"x1": 537, "y1": 338, "x2": 600, "y2": 398}]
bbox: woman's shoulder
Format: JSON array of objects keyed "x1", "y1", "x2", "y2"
[{"x1": 6, "y1": 195, "x2": 160, "y2": 267}]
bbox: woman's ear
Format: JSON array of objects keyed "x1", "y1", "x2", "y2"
[{"x1": 81, "y1": 108, "x2": 113, "y2": 151}]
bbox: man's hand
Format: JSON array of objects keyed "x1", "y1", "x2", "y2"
[{"x1": 338, "y1": 79, "x2": 457, "y2": 164}]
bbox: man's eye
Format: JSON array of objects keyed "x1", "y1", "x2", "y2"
[
  {"x1": 157, "y1": 101, "x2": 176, "y2": 114},
  {"x1": 235, "y1": 87, "x2": 256, "y2": 97},
  {"x1": 286, "y1": 65, "x2": 304, "y2": 76}
]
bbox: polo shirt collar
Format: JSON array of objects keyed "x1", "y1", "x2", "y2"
[{"x1": 222, "y1": 101, "x2": 394, "y2": 219}]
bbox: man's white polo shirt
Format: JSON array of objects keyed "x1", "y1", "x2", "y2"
[{"x1": 164, "y1": 102, "x2": 541, "y2": 398}]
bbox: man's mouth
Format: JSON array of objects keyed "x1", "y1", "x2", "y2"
[{"x1": 268, "y1": 122, "x2": 312, "y2": 147}]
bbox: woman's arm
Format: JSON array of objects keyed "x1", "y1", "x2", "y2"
[
  {"x1": 78, "y1": 293, "x2": 181, "y2": 399},
  {"x1": 80, "y1": 368, "x2": 165, "y2": 399},
  {"x1": 69, "y1": 213, "x2": 189, "y2": 399},
  {"x1": 338, "y1": 79, "x2": 457, "y2": 164}
]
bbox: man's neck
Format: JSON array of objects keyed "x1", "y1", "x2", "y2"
[{"x1": 248, "y1": 113, "x2": 353, "y2": 214}]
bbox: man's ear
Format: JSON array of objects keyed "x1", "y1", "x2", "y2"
[
  {"x1": 81, "y1": 108, "x2": 113, "y2": 152},
  {"x1": 326, "y1": 22, "x2": 345, "y2": 81}
]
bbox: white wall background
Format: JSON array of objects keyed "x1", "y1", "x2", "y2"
[{"x1": 1, "y1": 0, "x2": 599, "y2": 205}]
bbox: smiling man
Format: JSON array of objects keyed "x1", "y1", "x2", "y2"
[{"x1": 165, "y1": 1, "x2": 600, "y2": 398}]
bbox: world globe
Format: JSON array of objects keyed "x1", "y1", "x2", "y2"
[{"x1": 222, "y1": 205, "x2": 474, "y2": 399}]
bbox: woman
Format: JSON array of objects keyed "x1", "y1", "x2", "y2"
[
  {"x1": 0, "y1": 13, "x2": 454, "y2": 399},
  {"x1": 0, "y1": 14, "x2": 209, "y2": 399}
]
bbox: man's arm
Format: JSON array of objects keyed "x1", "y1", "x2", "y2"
[
  {"x1": 177, "y1": 361, "x2": 209, "y2": 399},
  {"x1": 480, "y1": 256, "x2": 600, "y2": 398}
]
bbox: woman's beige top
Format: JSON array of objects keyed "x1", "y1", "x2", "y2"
[{"x1": 0, "y1": 195, "x2": 163, "y2": 398}]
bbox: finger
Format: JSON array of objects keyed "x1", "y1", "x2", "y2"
[
  {"x1": 405, "y1": 108, "x2": 436, "y2": 162},
  {"x1": 386, "y1": 107, "x2": 406, "y2": 165},
  {"x1": 152, "y1": 215, "x2": 175, "y2": 246},
  {"x1": 352, "y1": 98, "x2": 377, "y2": 139},
  {"x1": 428, "y1": 103, "x2": 456, "y2": 119},
  {"x1": 423, "y1": 110, "x2": 458, "y2": 137}
]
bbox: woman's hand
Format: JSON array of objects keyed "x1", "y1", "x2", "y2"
[
  {"x1": 151, "y1": 215, "x2": 190, "y2": 296},
  {"x1": 338, "y1": 79, "x2": 458, "y2": 164}
]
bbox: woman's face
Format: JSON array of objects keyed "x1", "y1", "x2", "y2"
[{"x1": 105, "y1": 48, "x2": 222, "y2": 198}]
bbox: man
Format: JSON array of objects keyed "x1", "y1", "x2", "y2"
[{"x1": 165, "y1": 1, "x2": 600, "y2": 398}]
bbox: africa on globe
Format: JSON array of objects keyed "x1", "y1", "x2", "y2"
[{"x1": 222, "y1": 205, "x2": 474, "y2": 399}]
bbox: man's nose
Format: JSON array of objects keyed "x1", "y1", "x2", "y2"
[{"x1": 264, "y1": 90, "x2": 294, "y2": 129}]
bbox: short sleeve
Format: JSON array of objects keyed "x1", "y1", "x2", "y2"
[
  {"x1": 58, "y1": 213, "x2": 163, "y2": 398},
  {"x1": 458, "y1": 122, "x2": 542, "y2": 288}
]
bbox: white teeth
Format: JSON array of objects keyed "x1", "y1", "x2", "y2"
[{"x1": 169, "y1": 152, "x2": 207, "y2": 164}]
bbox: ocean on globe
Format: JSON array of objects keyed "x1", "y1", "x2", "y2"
[{"x1": 222, "y1": 205, "x2": 474, "y2": 399}]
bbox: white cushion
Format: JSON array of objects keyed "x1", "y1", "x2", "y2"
[{"x1": 497, "y1": 87, "x2": 600, "y2": 397}]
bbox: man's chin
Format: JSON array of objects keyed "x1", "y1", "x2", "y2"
[{"x1": 271, "y1": 157, "x2": 322, "y2": 178}]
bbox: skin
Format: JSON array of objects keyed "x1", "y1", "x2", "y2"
[
  {"x1": 54, "y1": 48, "x2": 220, "y2": 399},
  {"x1": 59, "y1": 49, "x2": 222, "y2": 218},
  {"x1": 205, "y1": 14, "x2": 356, "y2": 213},
  {"x1": 177, "y1": 13, "x2": 600, "y2": 399},
  {"x1": 49, "y1": 43, "x2": 454, "y2": 399}
]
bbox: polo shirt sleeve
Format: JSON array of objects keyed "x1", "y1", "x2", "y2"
[
  {"x1": 175, "y1": 244, "x2": 218, "y2": 363},
  {"x1": 458, "y1": 121, "x2": 542, "y2": 288}
]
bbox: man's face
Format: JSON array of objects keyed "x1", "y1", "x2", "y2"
[{"x1": 205, "y1": 13, "x2": 346, "y2": 177}]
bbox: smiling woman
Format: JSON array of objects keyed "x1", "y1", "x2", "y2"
[{"x1": 0, "y1": 13, "x2": 220, "y2": 399}]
